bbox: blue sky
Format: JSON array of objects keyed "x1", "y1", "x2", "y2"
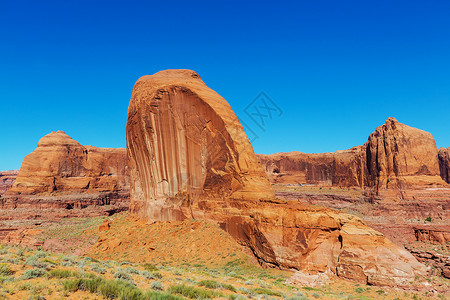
[{"x1": 1, "y1": 1, "x2": 449, "y2": 170}]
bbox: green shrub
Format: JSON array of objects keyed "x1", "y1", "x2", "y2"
[
  {"x1": 114, "y1": 269, "x2": 134, "y2": 282},
  {"x1": 90, "y1": 263, "x2": 107, "y2": 274},
  {"x1": 425, "y1": 217, "x2": 432, "y2": 222},
  {"x1": 198, "y1": 280, "x2": 236, "y2": 292},
  {"x1": 355, "y1": 287, "x2": 365, "y2": 293},
  {"x1": 252, "y1": 288, "x2": 282, "y2": 297},
  {"x1": 0, "y1": 264, "x2": 14, "y2": 276},
  {"x1": 63, "y1": 276, "x2": 142, "y2": 300},
  {"x1": 151, "y1": 281, "x2": 164, "y2": 291},
  {"x1": 47, "y1": 269, "x2": 80, "y2": 278},
  {"x1": 23, "y1": 268, "x2": 47, "y2": 279},
  {"x1": 169, "y1": 284, "x2": 220, "y2": 299},
  {"x1": 143, "y1": 263, "x2": 159, "y2": 272}
]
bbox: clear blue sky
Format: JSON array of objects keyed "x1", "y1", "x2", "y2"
[{"x1": 1, "y1": 1, "x2": 449, "y2": 170}]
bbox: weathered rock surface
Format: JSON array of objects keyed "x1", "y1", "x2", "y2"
[
  {"x1": 126, "y1": 69, "x2": 427, "y2": 286},
  {"x1": 258, "y1": 118, "x2": 447, "y2": 190},
  {"x1": 8, "y1": 131, "x2": 129, "y2": 196},
  {"x1": 0, "y1": 170, "x2": 18, "y2": 195},
  {"x1": 127, "y1": 69, "x2": 273, "y2": 220},
  {"x1": 439, "y1": 147, "x2": 450, "y2": 183}
]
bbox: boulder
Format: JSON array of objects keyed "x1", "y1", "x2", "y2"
[{"x1": 126, "y1": 69, "x2": 427, "y2": 285}]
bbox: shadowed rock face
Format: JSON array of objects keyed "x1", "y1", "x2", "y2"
[
  {"x1": 7, "y1": 131, "x2": 129, "y2": 196},
  {"x1": 259, "y1": 118, "x2": 447, "y2": 189},
  {"x1": 127, "y1": 69, "x2": 274, "y2": 220},
  {"x1": 126, "y1": 69, "x2": 427, "y2": 286},
  {"x1": 439, "y1": 147, "x2": 450, "y2": 183}
]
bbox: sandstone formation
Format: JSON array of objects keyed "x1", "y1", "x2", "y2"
[
  {"x1": 126, "y1": 69, "x2": 427, "y2": 285},
  {"x1": 0, "y1": 170, "x2": 18, "y2": 195},
  {"x1": 259, "y1": 118, "x2": 447, "y2": 190},
  {"x1": 127, "y1": 69, "x2": 273, "y2": 220},
  {"x1": 3, "y1": 131, "x2": 129, "y2": 210},
  {"x1": 439, "y1": 147, "x2": 450, "y2": 183}
]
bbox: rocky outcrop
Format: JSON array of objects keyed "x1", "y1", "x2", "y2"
[
  {"x1": 366, "y1": 117, "x2": 442, "y2": 189},
  {"x1": 4, "y1": 131, "x2": 129, "y2": 208},
  {"x1": 439, "y1": 147, "x2": 450, "y2": 183},
  {"x1": 127, "y1": 69, "x2": 273, "y2": 220},
  {"x1": 126, "y1": 69, "x2": 427, "y2": 286},
  {"x1": 258, "y1": 147, "x2": 366, "y2": 187},
  {"x1": 259, "y1": 118, "x2": 447, "y2": 189},
  {"x1": 0, "y1": 170, "x2": 18, "y2": 195}
]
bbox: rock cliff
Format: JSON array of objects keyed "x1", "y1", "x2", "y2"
[
  {"x1": 126, "y1": 69, "x2": 427, "y2": 285},
  {"x1": 5, "y1": 131, "x2": 129, "y2": 206},
  {"x1": 439, "y1": 147, "x2": 450, "y2": 183},
  {"x1": 259, "y1": 118, "x2": 447, "y2": 189},
  {"x1": 0, "y1": 170, "x2": 18, "y2": 195},
  {"x1": 127, "y1": 69, "x2": 273, "y2": 220}
]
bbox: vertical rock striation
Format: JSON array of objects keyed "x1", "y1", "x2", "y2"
[{"x1": 127, "y1": 69, "x2": 273, "y2": 220}]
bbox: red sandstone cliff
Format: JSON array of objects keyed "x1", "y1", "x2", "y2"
[
  {"x1": 439, "y1": 147, "x2": 450, "y2": 184},
  {"x1": 126, "y1": 69, "x2": 427, "y2": 285},
  {"x1": 0, "y1": 170, "x2": 18, "y2": 195},
  {"x1": 4, "y1": 131, "x2": 129, "y2": 208},
  {"x1": 259, "y1": 118, "x2": 447, "y2": 189}
]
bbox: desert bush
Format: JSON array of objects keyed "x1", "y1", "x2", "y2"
[
  {"x1": 143, "y1": 263, "x2": 159, "y2": 272},
  {"x1": 169, "y1": 284, "x2": 220, "y2": 299},
  {"x1": 114, "y1": 269, "x2": 134, "y2": 283},
  {"x1": 23, "y1": 268, "x2": 47, "y2": 279},
  {"x1": 151, "y1": 281, "x2": 164, "y2": 291},
  {"x1": 90, "y1": 263, "x2": 107, "y2": 274},
  {"x1": 355, "y1": 287, "x2": 365, "y2": 293},
  {"x1": 63, "y1": 276, "x2": 142, "y2": 300},
  {"x1": 47, "y1": 269, "x2": 80, "y2": 278},
  {"x1": 25, "y1": 256, "x2": 49, "y2": 270},
  {"x1": 125, "y1": 267, "x2": 140, "y2": 274},
  {"x1": 0, "y1": 264, "x2": 14, "y2": 276},
  {"x1": 34, "y1": 250, "x2": 47, "y2": 258},
  {"x1": 198, "y1": 280, "x2": 236, "y2": 292},
  {"x1": 253, "y1": 288, "x2": 282, "y2": 297}
]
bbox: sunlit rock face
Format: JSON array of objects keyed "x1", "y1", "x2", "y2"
[
  {"x1": 126, "y1": 69, "x2": 274, "y2": 220},
  {"x1": 259, "y1": 118, "x2": 447, "y2": 190},
  {"x1": 365, "y1": 117, "x2": 442, "y2": 189},
  {"x1": 7, "y1": 131, "x2": 129, "y2": 196}
]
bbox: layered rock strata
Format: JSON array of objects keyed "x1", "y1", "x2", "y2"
[{"x1": 259, "y1": 118, "x2": 447, "y2": 190}]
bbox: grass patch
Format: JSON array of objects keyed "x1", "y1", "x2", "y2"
[
  {"x1": 253, "y1": 287, "x2": 282, "y2": 297},
  {"x1": 0, "y1": 264, "x2": 14, "y2": 276},
  {"x1": 47, "y1": 268, "x2": 80, "y2": 278},
  {"x1": 169, "y1": 284, "x2": 221, "y2": 299}
]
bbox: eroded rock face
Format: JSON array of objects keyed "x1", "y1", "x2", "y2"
[
  {"x1": 259, "y1": 118, "x2": 447, "y2": 189},
  {"x1": 439, "y1": 147, "x2": 450, "y2": 183},
  {"x1": 126, "y1": 69, "x2": 427, "y2": 285},
  {"x1": 7, "y1": 131, "x2": 129, "y2": 198},
  {"x1": 0, "y1": 170, "x2": 18, "y2": 195},
  {"x1": 127, "y1": 69, "x2": 273, "y2": 220},
  {"x1": 258, "y1": 147, "x2": 366, "y2": 187},
  {"x1": 365, "y1": 117, "x2": 442, "y2": 189}
]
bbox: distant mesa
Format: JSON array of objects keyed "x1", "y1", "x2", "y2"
[
  {"x1": 5, "y1": 130, "x2": 129, "y2": 209},
  {"x1": 258, "y1": 117, "x2": 448, "y2": 190},
  {"x1": 126, "y1": 69, "x2": 427, "y2": 285}
]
